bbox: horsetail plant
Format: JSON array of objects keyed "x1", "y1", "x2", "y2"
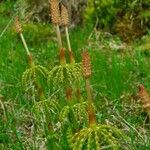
[
  {"x1": 48, "y1": 3, "x2": 86, "y2": 124},
  {"x1": 61, "y1": 4, "x2": 82, "y2": 99},
  {"x1": 14, "y1": 17, "x2": 61, "y2": 142},
  {"x1": 14, "y1": 16, "x2": 48, "y2": 101},
  {"x1": 70, "y1": 50, "x2": 129, "y2": 150},
  {"x1": 47, "y1": 48, "x2": 81, "y2": 92},
  {"x1": 15, "y1": 16, "x2": 33, "y2": 65}
]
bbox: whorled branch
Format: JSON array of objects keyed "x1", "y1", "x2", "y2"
[
  {"x1": 59, "y1": 102, "x2": 88, "y2": 125},
  {"x1": 47, "y1": 63, "x2": 82, "y2": 90},
  {"x1": 71, "y1": 124, "x2": 128, "y2": 150},
  {"x1": 22, "y1": 65, "x2": 48, "y2": 101}
]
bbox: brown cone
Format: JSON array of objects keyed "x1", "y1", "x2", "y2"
[
  {"x1": 61, "y1": 4, "x2": 69, "y2": 26},
  {"x1": 14, "y1": 16, "x2": 22, "y2": 33},
  {"x1": 138, "y1": 84, "x2": 150, "y2": 110},
  {"x1": 49, "y1": 0, "x2": 61, "y2": 25},
  {"x1": 82, "y1": 50, "x2": 92, "y2": 78}
]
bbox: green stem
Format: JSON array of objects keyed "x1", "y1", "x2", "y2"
[
  {"x1": 20, "y1": 33, "x2": 44, "y2": 101},
  {"x1": 86, "y1": 79, "x2": 92, "y2": 104},
  {"x1": 65, "y1": 26, "x2": 71, "y2": 52},
  {"x1": 20, "y1": 33, "x2": 30, "y2": 56},
  {"x1": 56, "y1": 25, "x2": 62, "y2": 48},
  {"x1": 20, "y1": 33, "x2": 34, "y2": 66}
]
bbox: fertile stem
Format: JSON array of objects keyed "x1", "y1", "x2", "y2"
[
  {"x1": 86, "y1": 79, "x2": 92, "y2": 104},
  {"x1": 56, "y1": 25, "x2": 63, "y2": 48},
  {"x1": 19, "y1": 33, "x2": 34, "y2": 65},
  {"x1": 65, "y1": 27, "x2": 71, "y2": 52},
  {"x1": 20, "y1": 33, "x2": 30, "y2": 56},
  {"x1": 82, "y1": 50, "x2": 96, "y2": 126},
  {"x1": 85, "y1": 78, "x2": 96, "y2": 126},
  {"x1": 19, "y1": 33, "x2": 33, "y2": 65}
]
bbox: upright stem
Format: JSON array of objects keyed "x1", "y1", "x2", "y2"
[
  {"x1": 65, "y1": 27, "x2": 71, "y2": 52},
  {"x1": 86, "y1": 79, "x2": 92, "y2": 104},
  {"x1": 20, "y1": 33, "x2": 44, "y2": 101},
  {"x1": 20, "y1": 33, "x2": 34, "y2": 65},
  {"x1": 56, "y1": 25, "x2": 62, "y2": 48},
  {"x1": 85, "y1": 78, "x2": 96, "y2": 126},
  {"x1": 59, "y1": 48, "x2": 66, "y2": 66},
  {"x1": 34, "y1": 82, "x2": 45, "y2": 101},
  {"x1": 20, "y1": 33, "x2": 30, "y2": 56},
  {"x1": 65, "y1": 26, "x2": 75, "y2": 63}
]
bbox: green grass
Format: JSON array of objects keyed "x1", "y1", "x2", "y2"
[{"x1": 1, "y1": 1, "x2": 150, "y2": 150}]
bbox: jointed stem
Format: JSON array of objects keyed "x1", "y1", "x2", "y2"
[
  {"x1": 19, "y1": 32, "x2": 45, "y2": 101},
  {"x1": 56, "y1": 25, "x2": 63, "y2": 48},
  {"x1": 85, "y1": 78, "x2": 96, "y2": 126},
  {"x1": 20, "y1": 33, "x2": 34, "y2": 65},
  {"x1": 20, "y1": 33, "x2": 30, "y2": 56},
  {"x1": 65, "y1": 26, "x2": 71, "y2": 52},
  {"x1": 86, "y1": 79, "x2": 92, "y2": 104}
]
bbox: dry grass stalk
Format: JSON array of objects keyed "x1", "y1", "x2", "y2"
[{"x1": 138, "y1": 84, "x2": 150, "y2": 119}]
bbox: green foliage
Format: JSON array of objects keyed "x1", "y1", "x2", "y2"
[
  {"x1": 22, "y1": 64, "x2": 48, "y2": 89},
  {"x1": 48, "y1": 63, "x2": 82, "y2": 90},
  {"x1": 59, "y1": 102, "x2": 88, "y2": 125},
  {"x1": 84, "y1": 0, "x2": 120, "y2": 29},
  {"x1": 0, "y1": 1, "x2": 14, "y2": 14},
  {"x1": 23, "y1": 23, "x2": 53, "y2": 44},
  {"x1": 71, "y1": 124, "x2": 129, "y2": 150},
  {"x1": 32, "y1": 98, "x2": 60, "y2": 115},
  {"x1": 85, "y1": 0, "x2": 150, "y2": 39}
]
